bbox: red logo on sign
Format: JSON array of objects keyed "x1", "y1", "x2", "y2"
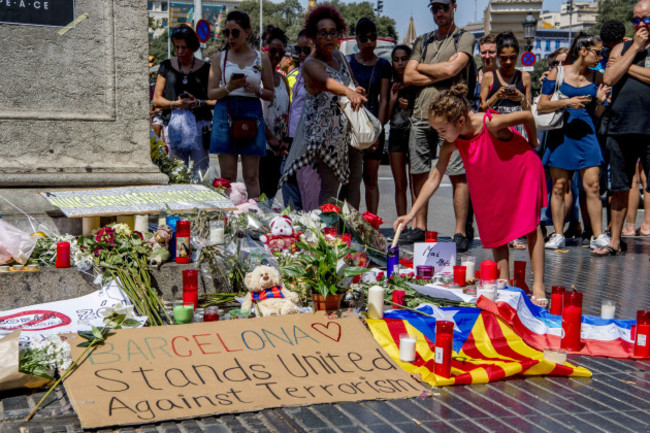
[{"x1": 0, "y1": 310, "x2": 72, "y2": 331}]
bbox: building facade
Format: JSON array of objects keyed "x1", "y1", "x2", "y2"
[{"x1": 148, "y1": 0, "x2": 242, "y2": 38}]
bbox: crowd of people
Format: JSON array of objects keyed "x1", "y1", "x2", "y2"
[{"x1": 152, "y1": 0, "x2": 650, "y2": 304}]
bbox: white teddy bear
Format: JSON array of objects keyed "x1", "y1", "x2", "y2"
[
  {"x1": 259, "y1": 215, "x2": 302, "y2": 254},
  {"x1": 241, "y1": 265, "x2": 300, "y2": 316}
]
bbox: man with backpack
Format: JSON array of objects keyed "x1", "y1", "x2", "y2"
[{"x1": 401, "y1": 0, "x2": 476, "y2": 249}]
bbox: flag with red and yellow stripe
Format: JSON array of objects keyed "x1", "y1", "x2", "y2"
[{"x1": 367, "y1": 305, "x2": 591, "y2": 386}]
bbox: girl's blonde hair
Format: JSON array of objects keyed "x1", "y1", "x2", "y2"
[{"x1": 429, "y1": 84, "x2": 472, "y2": 124}]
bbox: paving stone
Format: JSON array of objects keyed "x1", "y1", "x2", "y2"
[
  {"x1": 335, "y1": 401, "x2": 389, "y2": 425},
  {"x1": 311, "y1": 404, "x2": 357, "y2": 427},
  {"x1": 280, "y1": 406, "x2": 328, "y2": 430}
]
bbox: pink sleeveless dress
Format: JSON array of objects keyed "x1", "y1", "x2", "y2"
[{"x1": 455, "y1": 110, "x2": 547, "y2": 248}]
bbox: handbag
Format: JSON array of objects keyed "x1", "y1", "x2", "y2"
[
  {"x1": 338, "y1": 55, "x2": 383, "y2": 150},
  {"x1": 532, "y1": 66, "x2": 566, "y2": 131},
  {"x1": 222, "y1": 50, "x2": 261, "y2": 144},
  {"x1": 167, "y1": 109, "x2": 199, "y2": 151}
]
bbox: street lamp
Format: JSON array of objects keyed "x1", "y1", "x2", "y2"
[{"x1": 522, "y1": 11, "x2": 537, "y2": 52}]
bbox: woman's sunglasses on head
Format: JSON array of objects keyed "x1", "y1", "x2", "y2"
[
  {"x1": 631, "y1": 16, "x2": 650, "y2": 25},
  {"x1": 222, "y1": 28, "x2": 241, "y2": 38}
]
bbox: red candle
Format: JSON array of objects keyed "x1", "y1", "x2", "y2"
[
  {"x1": 561, "y1": 291, "x2": 583, "y2": 351},
  {"x1": 513, "y1": 261, "x2": 530, "y2": 294},
  {"x1": 634, "y1": 310, "x2": 650, "y2": 358},
  {"x1": 425, "y1": 231, "x2": 438, "y2": 242},
  {"x1": 56, "y1": 242, "x2": 71, "y2": 268},
  {"x1": 480, "y1": 260, "x2": 498, "y2": 283},
  {"x1": 434, "y1": 320, "x2": 454, "y2": 378},
  {"x1": 204, "y1": 306, "x2": 220, "y2": 322},
  {"x1": 323, "y1": 228, "x2": 337, "y2": 239},
  {"x1": 550, "y1": 286, "x2": 565, "y2": 315},
  {"x1": 175, "y1": 220, "x2": 191, "y2": 264},
  {"x1": 182, "y1": 269, "x2": 199, "y2": 309},
  {"x1": 341, "y1": 233, "x2": 352, "y2": 246},
  {"x1": 392, "y1": 290, "x2": 406, "y2": 309},
  {"x1": 453, "y1": 266, "x2": 466, "y2": 287}
]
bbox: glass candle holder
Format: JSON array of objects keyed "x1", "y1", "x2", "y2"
[
  {"x1": 173, "y1": 301, "x2": 194, "y2": 324},
  {"x1": 460, "y1": 257, "x2": 476, "y2": 281},
  {"x1": 434, "y1": 321, "x2": 454, "y2": 378},
  {"x1": 182, "y1": 269, "x2": 199, "y2": 309},
  {"x1": 166, "y1": 215, "x2": 180, "y2": 259},
  {"x1": 550, "y1": 286, "x2": 565, "y2": 315},
  {"x1": 56, "y1": 241, "x2": 71, "y2": 268},
  {"x1": 561, "y1": 291, "x2": 583, "y2": 351},
  {"x1": 480, "y1": 260, "x2": 498, "y2": 283},
  {"x1": 209, "y1": 220, "x2": 225, "y2": 245},
  {"x1": 416, "y1": 265, "x2": 434, "y2": 280},
  {"x1": 193, "y1": 308, "x2": 205, "y2": 323},
  {"x1": 323, "y1": 228, "x2": 337, "y2": 239},
  {"x1": 634, "y1": 310, "x2": 650, "y2": 358},
  {"x1": 425, "y1": 231, "x2": 438, "y2": 242},
  {"x1": 543, "y1": 348, "x2": 567, "y2": 364},
  {"x1": 600, "y1": 300, "x2": 616, "y2": 320},
  {"x1": 175, "y1": 220, "x2": 191, "y2": 264},
  {"x1": 453, "y1": 266, "x2": 466, "y2": 287},
  {"x1": 477, "y1": 285, "x2": 497, "y2": 301},
  {"x1": 387, "y1": 245, "x2": 399, "y2": 278},
  {"x1": 399, "y1": 334, "x2": 417, "y2": 362},
  {"x1": 392, "y1": 290, "x2": 406, "y2": 309},
  {"x1": 203, "y1": 306, "x2": 221, "y2": 322}
]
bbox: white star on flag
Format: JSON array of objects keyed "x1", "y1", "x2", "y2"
[{"x1": 427, "y1": 304, "x2": 461, "y2": 332}]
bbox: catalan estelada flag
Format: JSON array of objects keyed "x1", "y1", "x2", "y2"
[{"x1": 367, "y1": 305, "x2": 591, "y2": 386}]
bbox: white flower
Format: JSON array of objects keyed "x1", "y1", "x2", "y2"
[{"x1": 110, "y1": 223, "x2": 132, "y2": 235}]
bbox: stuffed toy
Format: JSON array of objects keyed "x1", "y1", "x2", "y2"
[
  {"x1": 259, "y1": 215, "x2": 302, "y2": 254},
  {"x1": 241, "y1": 265, "x2": 300, "y2": 316},
  {"x1": 146, "y1": 225, "x2": 173, "y2": 267},
  {"x1": 229, "y1": 182, "x2": 259, "y2": 214}
]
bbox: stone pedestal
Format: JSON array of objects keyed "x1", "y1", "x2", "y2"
[{"x1": 0, "y1": 1, "x2": 168, "y2": 232}]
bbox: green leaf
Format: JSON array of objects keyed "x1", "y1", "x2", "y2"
[
  {"x1": 340, "y1": 266, "x2": 368, "y2": 277},
  {"x1": 319, "y1": 212, "x2": 339, "y2": 227},
  {"x1": 91, "y1": 325, "x2": 103, "y2": 339},
  {"x1": 77, "y1": 341, "x2": 93, "y2": 347},
  {"x1": 78, "y1": 331, "x2": 95, "y2": 341},
  {"x1": 122, "y1": 318, "x2": 141, "y2": 327}
]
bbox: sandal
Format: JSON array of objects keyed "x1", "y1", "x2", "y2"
[
  {"x1": 531, "y1": 296, "x2": 549, "y2": 308},
  {"x1": 591, "y1": 245, "x2": 622, "y2": 256},
  {"x1": 512, "y1": 237, "x2": 527, "y2": 250}
]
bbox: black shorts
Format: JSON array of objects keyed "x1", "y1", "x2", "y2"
[
  {"x1": 606, "y1": 134, "x2": 650, "y2": 193},
  {"x1": 388, "y1": 127, "x2": 410, "y2": 153}
]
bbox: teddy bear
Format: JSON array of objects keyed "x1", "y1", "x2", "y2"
[
  {"x1": 229, "y1": 182, "x2": 259, "y2": 214},
  {"x1": 146, "y1": 224, "x2": 173, "y2": 267},
  {"x1": 241, "y1": 265, "x2": 300, "y2": 316},
  {"x1": 259, "y1": 215, "x2": 302, "y2": 254}
]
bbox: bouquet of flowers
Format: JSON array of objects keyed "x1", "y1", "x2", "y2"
[{"x1": 19, "y1": 336, "x2": 73, "y2": 380}]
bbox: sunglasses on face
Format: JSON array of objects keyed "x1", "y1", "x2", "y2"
[
  {"x1": 296, "y1": 46, "x2": 312, "y2": 55},
  {"x1": 358, "y1": 33, "x2": 377, "y2": 43},
  {"x1": 268, "y1": 48, "x2": 286, "y2": 56},
  {"x1": 429, "y1": 3, "x2": 451, "y2": 13},
  {"x1": 316, "y1": 30, "x2": 340, "y2": 40},
  {"x1": 222, "y1": 28, "x2": 241, "y2": 38},
  {"x1": 631, "y1": 16, "x2": 650, "y2": 25},
  {"x1": 588, "y1": 48, "x2": 603, "y2": 57}
]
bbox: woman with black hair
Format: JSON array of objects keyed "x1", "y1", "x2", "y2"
[
  {"x1": 280, "y1": 5, "x2": 367, "y2": 209},
  {"x1": 537, "y1": 32, "x2": 612, "y2": 251},
  {"x1": 341, "y1": 18, "x2": 392, "y2": 213},
  {"x1": 152, "y1": 24, "x2": 215, "y2": 177},
  {"x1": 208, "y1": 11, "x2": 275, "y2": 199}
]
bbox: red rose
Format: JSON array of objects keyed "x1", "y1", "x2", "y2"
[
  {"x1": 361, "y1": 211, "x2": 383, "y2": 229},
  {"x1": 376, "y1": 271, "x2": 385, "y2": 281},
  {"x1": 320, "y1": 204, "x2": 341, "y2": 214},
  {"x1": 212, "y1": 178, "x2": 231, "y2": 189}
]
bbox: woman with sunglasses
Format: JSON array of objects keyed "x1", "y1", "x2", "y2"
[
  {"x1": 280, "y1": 5, "x2": 367, "y2": 209},
  {"x1": 152, "y1": 24, "x2": 215, "y2": 177},
  {"x1": 537, "y1": 32, "x2": 612, "y2": 251},
  {"x1": 208, "y1": 11, "x2": 274, "y2": 199},
  {"x1": 259, "y1": 27, "x2": 291, "y2": 201},
  {"x1": 340, "y1": 18, "x2": 392, "y2": 213}
]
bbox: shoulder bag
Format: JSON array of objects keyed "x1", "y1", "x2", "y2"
[
  {"x1": 532, "y1": 66, "x2": 566, "y2": 131},
  {"x1": 338, "y1": 54, "x2": 382, "y2": 150}
]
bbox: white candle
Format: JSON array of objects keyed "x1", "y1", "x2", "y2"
[
  {"x1": 461, "y1": 260, "x2": 475, "y2": 281},
  {"x1": 497, "y1": 279, "x2": 508, "y2": 289},
  {"x1": 134, "y1": 214, "x2": 149, "y2": 233},
  {"x1": 399, "y1": 334, "x2": 417, "y2": 362},
  {"x1": 210, "y1": 227, "x2": 225, "y2": 245},
  {"x1": 543, "y1": 349, "x2": 567, "y2": 364},
  {"x1": 601, "y1": 300, "x2": 616, "y2": 320},
  {"x1": 477, "y1": 286, "x2": 496, "y2": 301},
  {"x1": 367, "y1": 285, "x2": 384, "y2": 319}
]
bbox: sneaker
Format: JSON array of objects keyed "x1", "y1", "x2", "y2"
[
  {"x1": 398, "y1": 228, "x2": 426, "y2": 244},
  {"x1": 590, "y1": 233, "x2": 612, "y2": 250},
  {"x1": 453, "y1": 233, "x2": 469, "y2": 252},
  {"x1": 544, "y1": 233, "x2": 566, "y2": 249}
]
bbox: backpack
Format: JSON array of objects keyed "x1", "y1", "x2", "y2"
[{"x1": 419, "y1": 29, "x2": 478, "y2": 102}]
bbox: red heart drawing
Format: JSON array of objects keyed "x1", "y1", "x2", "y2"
[{"x1": 311, "y1": 322, "x2": 342, "y2": 342}]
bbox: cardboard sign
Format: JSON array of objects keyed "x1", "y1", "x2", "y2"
[
  {"x1": 40, "y1": 185, "x2": 235, "y2": 218},
  {"x1": 0, "y1": 0, "x2": 74, "y2": 27},
  {"x1": 413, "y1": 242, "x2": 456, "y2": 274},
  {"x1": 63, "y1": 313, "x2": 424, "y2": 428}
]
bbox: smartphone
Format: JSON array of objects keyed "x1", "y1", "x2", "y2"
[
  {"x1": 179, "y1": 92, "x2": 191, "y2": 99},
  {"x1": 504, "y1": 84, "x2": 516, "y2": 91},
  {"x1": 231, "y1": 73, "x2": 245, "y2": 80}
]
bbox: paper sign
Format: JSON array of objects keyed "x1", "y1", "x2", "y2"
[
  {"x1": 413, "y1": 242, "x2": 456, "y2": 274},
  {"x1": 40, "y1": 185, "x2": 235, "y2": 218},
  {"x1": 63, "y1": 313, "x2": 424, "y2": 428},
  {"x1": 0, "y1": 282, "x2": 143, "y2": 343},
  {"x1": 0, "y1": 0, "x2": 74, "y2": 27}
]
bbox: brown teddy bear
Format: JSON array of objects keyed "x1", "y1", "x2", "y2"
[{"x1": 241, "y1": 265, "x2": 300, "y2": 316}]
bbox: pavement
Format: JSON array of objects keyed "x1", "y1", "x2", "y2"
[{"x1": 2, "y1": 163, "x2": 650, "y2": 432}]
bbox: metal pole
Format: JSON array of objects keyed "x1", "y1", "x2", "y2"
[
  {"x1": 568, "y1": 0, "x2": 573, "y2": 45},
  {"x1": 259, "y1": 0, "x2": 263, "y2": 48},
  {"x1": 167, "y1": 0, "x2": 171, "y2": 59},
  {"x1": 194, "y1": 0, "x2": 203, "y2": 59}
]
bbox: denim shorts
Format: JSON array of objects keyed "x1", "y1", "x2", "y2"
[{"x1": 210, "y1": 96, "x2": 266, "y2": 157}]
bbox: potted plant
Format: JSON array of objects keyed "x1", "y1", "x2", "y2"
[{"x1": 280, "y1": 229, "x2": 367, "y2": 311}]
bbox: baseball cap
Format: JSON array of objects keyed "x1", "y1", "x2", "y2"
[{"x1": 428, "y1": 0, "x2": 454, "y2": 5}]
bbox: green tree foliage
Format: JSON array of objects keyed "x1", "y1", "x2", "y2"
[
  {"x1": 236, "y1": 0, "x2": 305, "y2": 44},
  {"x1": 149, "y1": 31, "x2": 169, "y2": 64},
  {"x1": 331, "y1": 0, "x2": 397, "y2": 39},
  {"x1": 592, "y1": 0, "x2": 636, "y2": 37}
]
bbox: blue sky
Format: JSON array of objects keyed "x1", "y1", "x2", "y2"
[{"x1": 293, "y1": 0, "x2": 586, "y2": 40}]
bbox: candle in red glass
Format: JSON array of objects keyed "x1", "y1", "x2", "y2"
[
  {"x1": 453, "y1": 266, "x2": 466, "y2": 287},
  {"x1": 480, "y1": 260, "x2": 498, "y2": 283},
  {"x1": 392, "y1": 290, "x2": 406, "y2": 309},
  {"x1": 434, "y1": 320, "x2": 454, "y2": 378},
  {"x1": 512, "y1": 261, "x2": 530, "y2": 294},
  {"x1": 561, "y1": 291, "x2": 583, "y2": 351},
  {"x1": 550, "y1": 286, "x2": 565, "y2": 315},
  {"x1": 416, "y1": 265, "x2": 434, "y2": 280},
  {"x1": 323, "y1": 228, "x2": 337, "y2": 239},
  {"x1": 204, "y1": 306, "x2": 220, "y2": 322},
  {"x1": 474, "y1": 270, "x2": 481, "y2": 281},
  {"x1": 182, "y1": 269, "x2": 199, "y2": 309},
  {"x1": 175, "y1": 220, "x2": 191, "y2": 264},
  {"x1": 341, "y1": 233, "x2": 352, "y2": 246},
  {"x1": 425, "y1": 231, "x2": 438, "y2": 242},
  {"x1": 634, "y1": 310, "x2": 650, "y2": 358},
  {"x1": 56, "y1": 242, "x2": 71, "y2": 268}
]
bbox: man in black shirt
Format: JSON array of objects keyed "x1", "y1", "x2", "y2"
[{"x1": 595, "y1": 0, "x2": 650, "y2": 256}]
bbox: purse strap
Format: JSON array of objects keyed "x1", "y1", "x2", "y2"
[
  {"x1": 554, "y1": 66, "x2": 564, "y2": 93},
  {"x1": 223, "y1": 49, "x2": 261, "y2": 126}
]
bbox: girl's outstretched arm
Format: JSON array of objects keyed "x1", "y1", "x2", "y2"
[{"x1": 486, "y1": 110, "x2": 538, "y2": 148}]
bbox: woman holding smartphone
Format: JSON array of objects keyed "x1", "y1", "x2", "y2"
[
  {"x1": 208, "y1": 11, "x2": 274, "y2": 199},
  {"x1": 480, "y1": 32, "x2": 532, "y2": 138}
]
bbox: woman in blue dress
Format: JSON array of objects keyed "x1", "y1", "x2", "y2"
[{"x1": 537, "y1": 32, "x2": 611, "y2": 251}]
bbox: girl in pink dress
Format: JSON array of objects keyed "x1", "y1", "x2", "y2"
[{"x1": 394, "y1": 84, "x2": 548, "y2": 306}]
